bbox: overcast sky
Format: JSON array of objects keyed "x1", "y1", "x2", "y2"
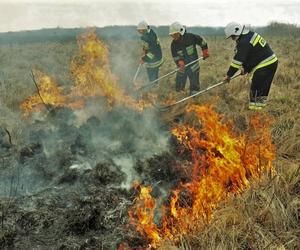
[{"x1": 0, "y1": 0, "x2": 299, "y2": 32}]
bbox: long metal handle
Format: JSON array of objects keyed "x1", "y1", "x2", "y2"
[
  {"x1": 137, "y1": 57, "x2": 204, "y2": 91},
  {"x1": 157, "y1": 72, "x2": 241, "y2": 110},
  {"x1": 133, "y1": 63, "x2": 142, "y2": 83}
]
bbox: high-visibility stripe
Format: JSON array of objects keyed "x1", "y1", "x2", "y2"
[
  {"x1": 230, "y1": 62, "x2": 242, "y2": 69},
  {"x1": 232, "y1": 59, "x2": 243, "y2": 66},
  {"x1": 250, "y1": 54, "x2": 278, "y2": 78},
  {"x1": 249, "y1": 103, "x2": 263, "y2": 110},
  {"x1": 173, "y1": 56, "x2": 181, "y2": 61},
  {"x1": 146, "y1": 52, "x2": 155, "y2": 60},
  {"x1": 186, "y1": 45, "x2": 194, "y2": 55},
  {"x1": 232, "y1": 59, "x2": 242, "y2": 65},
  {"x1": 256, "y1": 102, "x2": 267, "y2": 107},
  {"x1": 252, "y1": 34, "x2": 261, "y2": 46},
  {"x1": 145, "y1": 58, "x2": 164, "y2": 68},
  {"x1": 253, "y1": 35, "x2": 261, "y2": 46},
  {"x1": 142, "y1": 41, "x2": 149, "y2": 50},
  {"x1": 178, "y1": 50, "x2": 184, "y2": 56},
  {"x1": 249, "y1": 33, "x2": 258, "y2": 44},
  {"x1": 190, "y1": 62, "x2": 200, "y2": 72},
  {"x1": 230, "y1": 59, "x2": 243, "y2": 69}
]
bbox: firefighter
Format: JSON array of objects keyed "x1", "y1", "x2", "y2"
[
  {"x1": 223, "y1": 22, "x2": 278, "y2": 110},
  {"x1": 169, "y1": 22, "x2": 209, "y2": 95},
  {"x1": 137, "y1": 21, "x2": 164, "y2": 82}
]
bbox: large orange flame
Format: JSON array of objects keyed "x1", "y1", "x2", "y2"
[
  {"x1": 20, "y1": 29, "x2": 153, "y2": 116},
  {"x1": 69, "y1": 28, "x2": 152, "y2": 110},
  {"x1": 70, "y1": 28, "x2": 119, "y2": 102},
  {"x1": 128, "y1": 104, "x2": 276, "y2": 248}
]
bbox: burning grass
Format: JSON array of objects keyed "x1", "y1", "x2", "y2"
[
  {"x1": 127, "y1": 104, "x2": 276, "y2": 248},
  {"x1": 20, "y1": 29, "x2": 154, "y2": 116}
]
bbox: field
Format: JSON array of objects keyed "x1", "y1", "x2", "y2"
[{"x1": 0, "y1": 28, "x2": 299, "y2": 249}]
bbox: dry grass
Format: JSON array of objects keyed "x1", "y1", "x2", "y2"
[
  {"x1": 149, "y1": 35, "x2": 300, "y2": 249},
  {"x1": 0, "y1": 33, "x2": 299, "y2": 249}
]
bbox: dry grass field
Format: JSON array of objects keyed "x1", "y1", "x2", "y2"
[
  {"x1": 151, "y1": 34, "x2": 299, "y2": 250},
  {"x1": 0, "y1": 28, "x2": 299, "y2": 249}
]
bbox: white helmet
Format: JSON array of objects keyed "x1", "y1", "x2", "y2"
[
  {"x1": 137, "y1": 21, "x2": 149, "y2": 30},
  {"x1": 225, "y1": 22, "x2": 249, "y2": 39},
  {"x1": 169, "y1": 22, "x2": 185, "y2": 35}
]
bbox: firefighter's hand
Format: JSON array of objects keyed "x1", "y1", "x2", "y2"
[
  {"x1": 202, "y1": 49, "x2": 209, "y2": 60},
  {"x1": 140, "y1": 58, "x2": 144, "y2": 65},
  {"x1": 223, "y1": 75, "x2": 231, "y2": 83},
  {"x1": 178, "y1": 60, "x2": 185, "y2": 71}
]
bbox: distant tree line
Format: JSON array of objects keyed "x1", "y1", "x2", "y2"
[
  {"x1": 0, "y1": 22, "x2": 299, "y2": 45},
  {"x1": 257, "y1": 22, "x2": 300, "y2": 37}
]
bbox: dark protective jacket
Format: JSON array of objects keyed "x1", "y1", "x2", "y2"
[
  {"x1": 140, "y1": 29, "x2": 163, "y2": 68},
  {"x1": 227, "y1": 31, "x2": 277, "y2": 77},
  {"x1": 171, "y1": 32, "x2": 208, "y2": 72}
]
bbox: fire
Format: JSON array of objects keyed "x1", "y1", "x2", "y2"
[
  {"x1": 128, "y1": 183, "x2": 161, "y2": 244},
  {"x1": 128, "y1": 104, "x2": 276, "y2": 248},
  {"x1": 20, "y1": 70, "x2": 67, "y2": 116},
  {"x1": 70, "y1": 28, "x2": 119, "y2": 102},
  {"x1": 21, "y1": 29, "x2": 153, "y2": 116},
  {"x1": 69, "y1": 28, "x2": 152, "y2": 110}
]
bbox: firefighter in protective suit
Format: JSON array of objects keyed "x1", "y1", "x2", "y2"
[
  {"x1": 137, "y1": 21, "x2": 164, "y2": 82},
  {"x1": 169, "y1": 22, "x2": 209, "y2": 95},
  {"x1": 223, "y1": 22, "x2": 278, "y2": 110}
]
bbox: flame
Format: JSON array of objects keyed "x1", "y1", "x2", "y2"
[
  {"x1": 20, "y1": 70, "x2": 67, "y2": 116},
  {"x1": 21, "y1": 29, "x2": 153, "y2": 116},
  {"x1": 128, "y1": 183, "x2": 161, "y2": 244},
  {"x1": 69, "y1": 28, "x2": 152, "y2": 110},
  {"x1": 128, "y1": 104, "x2": 276, "y2": 248},
  {"x1": 70, "y1": 28, "x2": 119, "y2": 102}
]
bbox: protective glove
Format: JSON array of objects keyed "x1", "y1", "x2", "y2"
[
  {"x1": 223, "y1": 75, "x2": 231, "y2": 83},
  {"x1": 178, "y1": 60, "x2": 185, "y2": 71},
  {"x1": 202, "y1": 48, "x2": 209, "y2": 60}
]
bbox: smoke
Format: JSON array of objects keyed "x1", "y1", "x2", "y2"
[
  {"x1": 0, "y1": 97, "x2": 170, "y2": 197},
  {"x1": 79, "y1": 103, "x2": 170, "y2": 187},
  {"x1": 107, "y1": 33, "x2": 146, "y2": 90}
]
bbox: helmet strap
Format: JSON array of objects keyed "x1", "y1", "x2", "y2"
[{"x1": 239, "y1": 25, "x2": 245, "y2": 37}]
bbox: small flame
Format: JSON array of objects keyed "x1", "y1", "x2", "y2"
[
  {"x1": 128, "y1": 104, "x2": 276, "y2": 248},
  {"x1": 128, "y1": 183, "x2": 161, "y2": 245},
  {"x1": 20, "y1": 70, "x2": 66, "y2": 116}
]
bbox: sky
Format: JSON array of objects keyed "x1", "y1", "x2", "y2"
[{"x1": 0, "y1": 0, "x2": 299, "y2": 32}]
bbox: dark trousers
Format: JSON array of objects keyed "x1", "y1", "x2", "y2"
[
  {"x1": 146, "y1": 67, "x2": 159, "y2": 82},
  {"x1": 250, "y1": 61, "x2": 278, "y2": 102},
  {"x1": 175, "y1": 67, "x2": 200, "y2": 92}
]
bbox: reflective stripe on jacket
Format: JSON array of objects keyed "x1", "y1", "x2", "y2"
[
  {"x1": 227, "y1": 31, "x2": 277, "y2": 77},
  {"x1": 141, "y1": 29, "x2": 163, "y2": 68},
  {"x1": 171, "y1": 32, "x2": 208, "y2": 72}
]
